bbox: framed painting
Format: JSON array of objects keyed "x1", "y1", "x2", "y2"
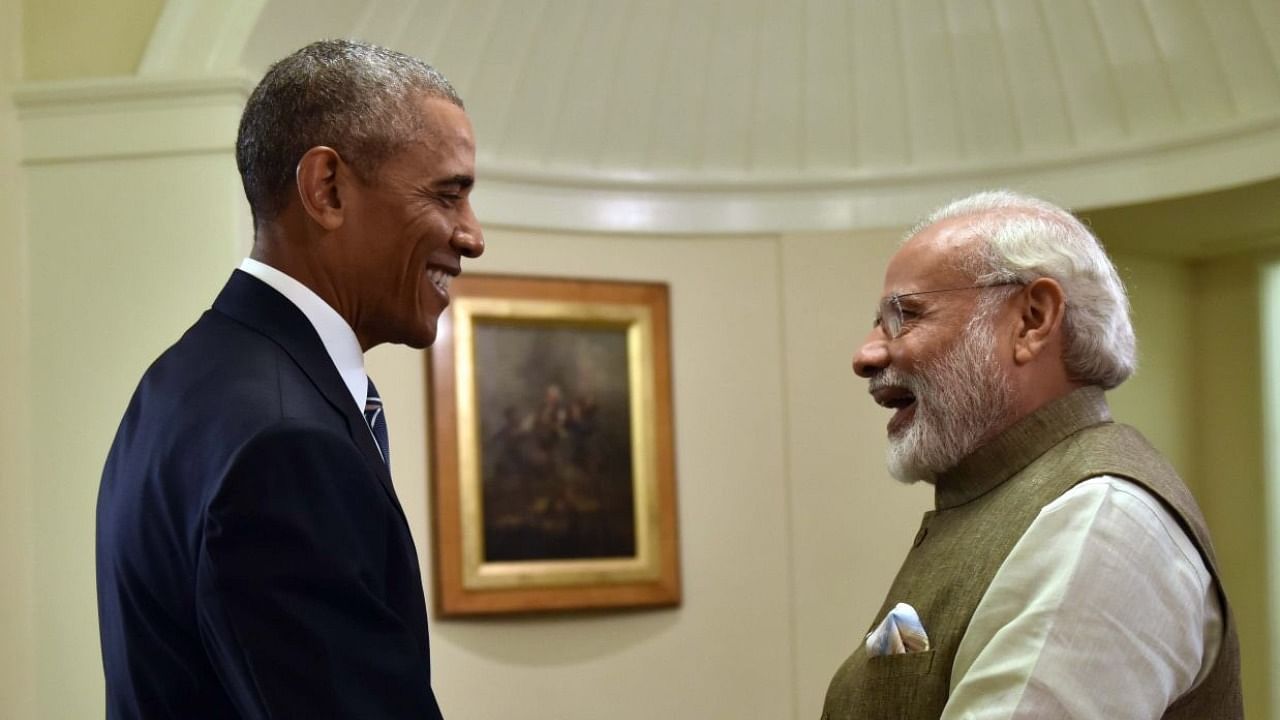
[{"x1": 427, "y1": 274, "x2": 680, "y2": 615}]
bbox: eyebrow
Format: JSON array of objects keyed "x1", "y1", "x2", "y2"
[
  {"x1": 435, "y1": 174, "x2": 475, "y2": 190},
  {"x1": 892, "y1": 293, "x2": 932, "y2": 309}
]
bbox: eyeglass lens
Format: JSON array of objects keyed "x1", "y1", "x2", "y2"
[{"x1": 878, "y1": 297, "x2": 902, "y2": 338}]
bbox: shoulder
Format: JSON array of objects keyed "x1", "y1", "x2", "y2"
[
  {"x1": 1037, "y1": 476, "x2": 1212, "y2": 590},
  {"x1": 210, "y1": 418, "x2": 382, "y2": 520},
  {"x1": 144, "y1": 310, "x2": 327, "y2": 423}
]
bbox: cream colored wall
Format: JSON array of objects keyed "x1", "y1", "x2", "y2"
[
  {"x1": 779, "y1": 230, "x2": 934, "y2": 718},
  {"x1": 1081, "y1": 250, "x2": 1273, "y2": 718},
  {"x1": 7, "y1": 129, "x2": 1274, "y2": 719},
  {"x1": 1089, "y1": 246, "x2": 1279, "y2": 719},
  {"x1": 23, "y1": 154, "x2": 246, "y2": 717},
  {"x1": 366, "y1": 227, "x2": 945, "y2": 720},
  {"x1": 22, "y1": 0, "x2": 164, "y2": 80},
  {"x1": 0, "y1": 0, "x2": 36, "y2": 716},
  {"x1": 1192, "y1": 253, "x2": 1273, "y2": 720},
  {"x1": 12, "y1": 66, "x2": 251, "y2": 718},
  {"x1": 368, "y1": 228, "x2": 798, "y2": 719},
  {"x1": 1106, "y1": 254, "x2": 1197, "y2": 485},
  {"x1": 5, "y1": 5, "x2": 1273, "y2": 718},
  {"x1": 4, "y1": 129, "x2": 963, "y2": 717},
  {"x1": 9, "y1": 1, "x2": 169, "y2": 711}
]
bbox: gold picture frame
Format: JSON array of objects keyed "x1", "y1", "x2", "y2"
[{"x1": 427, "y1": 274, "x2": 680, "y2": 615}]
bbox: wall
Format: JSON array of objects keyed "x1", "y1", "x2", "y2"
[
  {"x1": 365, "y1": 229, "x2": 1223, "y2": 720},
  {"x1": 369, "y1": 229, "x2": 802, "y2": 719},
  {"x1": 7, "y1": 111, "x2": 1271, "y2": 717},
  {"x1": 779, "y1": 230, "x2": 935, "y2": 718},
  {"x1": 1105, "y1": 250, "x2": 1275, "y2": 717},
  {"x1": 15, "y1": 79, "x2": 251, "y2": 717},
  {"x1": 1106, "y1": 254, "x2": 1197, "y2": 485},
  {"x1": 22, "y1": 0, "x2": 165, "y2": 81},
  {"x1": 6, "y1": 5, "x2": 1274, "y2": 717},
  {"x1": 1193, "y1": 252, "x2": 1274, "y2": 720},
  {"x1": 0, "y1": 0, "x2": 36, "y2": 715}
]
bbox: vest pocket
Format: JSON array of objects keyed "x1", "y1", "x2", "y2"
[{"x1": 863, "y1": 649, "x2": 936, "y2": 678}]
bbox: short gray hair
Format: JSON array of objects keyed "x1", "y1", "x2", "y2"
[
  {"x1": 236, "y1": 39, "x2": 463, "y2": 225},
  {"x1": 913, "y1": 189, "x2": 1136, "y2": 389}
]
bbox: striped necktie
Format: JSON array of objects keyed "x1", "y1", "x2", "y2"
[{"x1": 364, "y1": 377, "x2": 389, "y2": 466}]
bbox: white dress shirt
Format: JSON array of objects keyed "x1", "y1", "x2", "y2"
[
  {"x1": 941, "y1": 475, "x2": 1223, "y2": 719},
  {"x1": 237, "y1": 257, "x2": 368, "y2": 413}
]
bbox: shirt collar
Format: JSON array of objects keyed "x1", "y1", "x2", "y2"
[
  {"x1": 238, "y1": 257, "x2": 367, "y2": 412},
  {"x1": 933, "y1": 386, "x2": 1112, "y2": 510}
]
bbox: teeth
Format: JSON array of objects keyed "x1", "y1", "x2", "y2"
[{"x1": 428, "y1": 268, "x2": 452, "y2": 292}]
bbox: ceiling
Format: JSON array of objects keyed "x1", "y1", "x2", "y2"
[{"x1": 150, "y1": 0, "x2": 1280, "y2": 242}]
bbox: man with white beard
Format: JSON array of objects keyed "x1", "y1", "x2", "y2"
[{"x1": 821, "y1": 191, "x2": 1243, "y2": 719}]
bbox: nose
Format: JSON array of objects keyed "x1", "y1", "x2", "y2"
[
  {"x1": 852, "y1": 331, "x2": 890, "y2": 379},
  {"x1": 452, "y1": 207, "x2": 484, "y2": 258}
]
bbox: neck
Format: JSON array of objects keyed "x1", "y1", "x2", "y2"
[
  {"x1": 934, "y1": 386, "x2": 1109, "y2": 509},
  {"x1": 251, "y1": 220, "x2": 368, "y2": 350},
  {"x1": 1010, "y1": 358, "x2": 1083, "y2": 420}
]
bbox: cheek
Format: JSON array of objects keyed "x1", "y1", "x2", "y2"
[
  {"x1": 898, "y1": 332, "x2": 952, "y2": 371},
  {"x1": 409, "y1": 209, "x2": 452, "y2": 242}
]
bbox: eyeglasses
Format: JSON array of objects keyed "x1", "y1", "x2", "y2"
[{"x1": 874, "y1": 282, "x2": 1023, "y2": 339}]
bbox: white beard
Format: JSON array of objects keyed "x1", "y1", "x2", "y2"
[{"x1": 879, "y1": 317, "x2": 1016, "y2": 484}]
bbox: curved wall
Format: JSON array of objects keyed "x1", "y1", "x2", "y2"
[{"x1": 3, "y1": 2, "x2": 1276, "y2": 717}]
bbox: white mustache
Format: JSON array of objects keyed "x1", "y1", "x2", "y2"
[{"x1": 869, "y1": 367, "x2": 922, "y2": 397}]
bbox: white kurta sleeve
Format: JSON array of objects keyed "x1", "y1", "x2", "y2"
[{"x1": 939, "y1": 476, "x2": 1222, "y2": 720}]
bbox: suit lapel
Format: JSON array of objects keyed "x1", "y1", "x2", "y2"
[{"x1": 211, "y1": 271, "x2": 408, "y2": 521}]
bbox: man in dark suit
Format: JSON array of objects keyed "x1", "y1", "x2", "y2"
[{"x1": 96, "y1": 39, "x2": 483, "y2": 718}]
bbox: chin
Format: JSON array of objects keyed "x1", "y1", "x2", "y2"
[
  {"x1": 407, "y1": 317, "x2": 439, "y2": 349},
  {"x1": 400, "y1": 329, "x2": 435, "y2": 350},
  {"x1": 377, "y1": 322, "x2": 435, "y2": 350}
]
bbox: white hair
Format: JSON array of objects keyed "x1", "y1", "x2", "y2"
[{"x1": 912, "y1": 189, "x2": 1136, "y2": 389}]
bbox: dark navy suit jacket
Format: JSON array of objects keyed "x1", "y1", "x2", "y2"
[{"x1": 97, "y1": 270, "x2": 443, "y2": 719}]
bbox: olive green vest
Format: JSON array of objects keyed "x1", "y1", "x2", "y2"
[{"x1": 821, "y1": 388, "x2": 1242, "y2": 719}]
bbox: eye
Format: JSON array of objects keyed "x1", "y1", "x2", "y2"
[
  {"x1": 893, "y1": 302, "x2": 925, "y2": 333},
  {"x1": 418, "y1": 187, "x2": 461, "y2": 206},
  {"x1": 438, "y1": 189, "x2": 470, "y2": 209}
]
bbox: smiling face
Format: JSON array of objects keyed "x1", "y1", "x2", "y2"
[
  {"x1": 853, "y1": 218, "x2": 1018, "y2": 482},
  {"x1": 338, "y1": 94, "x2": 484, "y2": 350}
]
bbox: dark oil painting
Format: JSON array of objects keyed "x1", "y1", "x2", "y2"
[{"x1": 473, "y1": 319, "x2": 637, "y2": 563}]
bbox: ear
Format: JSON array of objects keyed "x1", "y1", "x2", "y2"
[
  {"x1": 1012, "y1": 277, "x2": 1067, "y2": 366},
  {"x1": 295, "y1": 146, "x2": 347, "y2": 231}
]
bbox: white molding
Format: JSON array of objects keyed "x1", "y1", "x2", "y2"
[
  {"x1": 14, "y1": 50, "x2": 1280, "y2": 235},
  {"x1": 140, "y1": 0, "x2": 268, "y2": 76},
  {"x1": 472, "y1": 114, "x2": 1280, "y2": 234},
  {"x1": 14, "y1": 76, "x2": 252, "y2": 165},
  {"x1": 14, "y1": 72, "x2": 1279, "y2": 234}
]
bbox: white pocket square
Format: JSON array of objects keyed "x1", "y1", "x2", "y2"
[{"x1": 865, "y1": 602, "x2": 930, "y2": 657}]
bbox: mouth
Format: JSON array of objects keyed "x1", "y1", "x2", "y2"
[
  {"x1": 870, "y1": 385, "x2": 917, "y2": 436},
  {"x1": 426, "y1": 265, "x2": 458, "y2": 299}
]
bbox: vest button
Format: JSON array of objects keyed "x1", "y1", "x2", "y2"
[{"x1": 913, "y1": 526, "x2": 928, "y2": 547}]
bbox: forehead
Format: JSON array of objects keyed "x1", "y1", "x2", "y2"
[
  {"x1": 882, "y1": 216, "x2": 979, "y2": 295},
  {"x1": 391, "y1": 94, "x2": 476, "y2": 177},
  {"x1": 415, "y1": 95, "x2": 474, "y2": 147}
]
